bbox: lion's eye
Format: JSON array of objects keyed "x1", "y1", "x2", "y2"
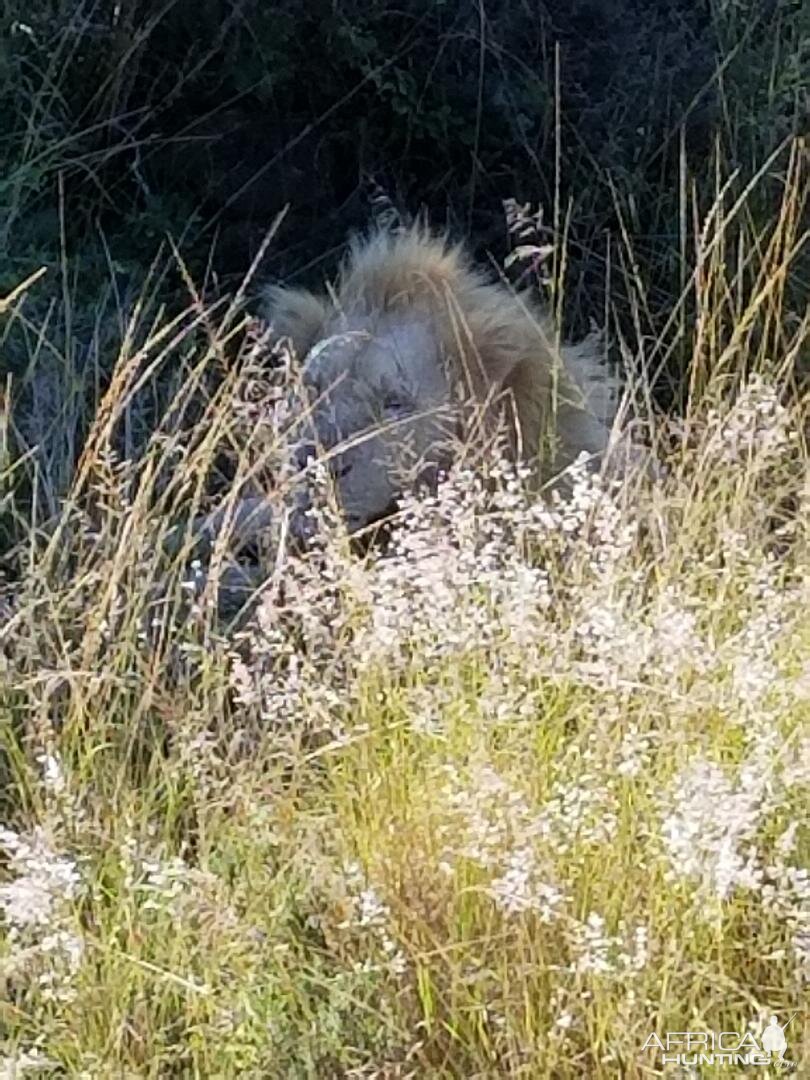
[{"x1": 382, "y1": 393, "x2": 409, "y2": 416}]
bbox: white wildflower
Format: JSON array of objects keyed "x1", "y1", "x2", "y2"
[
  {"x1": 488, "y1": 848, "x2": 566, "y2": 920},
  {"x1": 574, "y1": 912, "x2": 618, "y2": 975},
  {"x1": 615, "y1": 725, "x2": 656, "y2": 778},
  {"x1": 535, "y1": 775, "x2": 619, "y2": 856},
  {"x1": 0, "y1": 1048, "x2": 56, "y2": 1077},
  {"x1": 0, "y1": 828, "x2": 80, "y2": 929},
  {"x1": 36, "y1": 753, "x2": 66, "y2": 796},
  {"x1": 709, "y1": 375, "x2": 794, "y2": 466},
  {"x1": 660, "y1": 758, "x2": 769, "y2": 900}
]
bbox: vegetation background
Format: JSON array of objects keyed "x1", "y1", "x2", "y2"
[
  {"x1": 0, "y1": 0, "x2": 808, "y2": 1076},
  {"x1": 1, "y1": 0, "x2": 808, "y2": 413}
]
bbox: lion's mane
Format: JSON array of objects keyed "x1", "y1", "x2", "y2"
[{"x1": 265, "y1": 225, "x2": 619, "y2": 477}]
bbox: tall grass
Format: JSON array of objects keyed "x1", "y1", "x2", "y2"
[{"x1": 1, "y1": 139, "x2": 808, "y2": 1077}]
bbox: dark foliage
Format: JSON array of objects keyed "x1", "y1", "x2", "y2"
[{"x1": 0, "y1": 0, "x2": 806, "y2": 364}]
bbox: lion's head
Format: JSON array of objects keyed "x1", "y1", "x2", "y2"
[{"x1": 265, "y1": 226, "x2": 620, "y2": 531}]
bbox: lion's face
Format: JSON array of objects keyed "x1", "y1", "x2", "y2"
[{"x1": 296, "y1": 312, "x2": 457, "y2": 530}]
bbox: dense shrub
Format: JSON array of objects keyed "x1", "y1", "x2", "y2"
[{"x1": 2, "y1": 1, "x2": 805, "y2": 283}]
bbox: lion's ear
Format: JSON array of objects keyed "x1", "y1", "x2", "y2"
[{"x1": 263, "y1": 285, "x2": 329, "y2": 359}]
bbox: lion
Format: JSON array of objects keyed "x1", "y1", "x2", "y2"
[{"x1": 263, "y1": 224, "x2": 628, "y2": 534}]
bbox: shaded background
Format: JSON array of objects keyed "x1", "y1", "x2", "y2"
[{"x1": 0, "y1": 0, "x2": 807, "y2": 441}]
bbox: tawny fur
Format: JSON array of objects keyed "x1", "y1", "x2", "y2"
[{"x1": 266, "y1": 226, "x2": 616, "y2": 481}]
